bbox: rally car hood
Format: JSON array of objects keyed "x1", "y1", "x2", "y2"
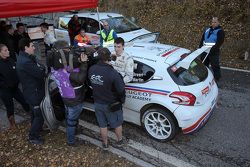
[{"x1": 118, "y1": 28, "x2": 151, "y2": 42}]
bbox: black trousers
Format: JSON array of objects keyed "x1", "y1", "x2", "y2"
[
  {"x1": 29, "y1": 105, "x2": 44, "y2": 139},
  {"x1": 201, "y1": 50, "x2": 221, "y2": 81},
  {"x1": 0, "y1": 87, "x2": 30, "y2": 118},
  {"x1": 69, "y1": 35, "x2": 74, "y2": 46}
]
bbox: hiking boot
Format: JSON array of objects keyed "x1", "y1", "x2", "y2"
[
  {"x1": 67, "y1": 142, "x2": 78, "y2": 147},
  {"x1": 67, "y1": 139, "x2": 85, "y2": 147},
  {"x1": 8, "y1": 115, "x2": 16, "y2": 129},
  {"x1": 116, "y1": 139, "x2": 127, "y2": 148},
  {"x1": 40, "y1": 128, "x2": 50, "y2": 136},
  {"x1": 102, "y1": 143, "x2": 109, "y2": 151},
  {"x1": 28, "y1": 138, "x2": 44, "y2": 145}
]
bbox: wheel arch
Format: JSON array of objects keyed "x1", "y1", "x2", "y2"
[{"x1": 140, "y1": 103, "x2": 180, "y2": 128}]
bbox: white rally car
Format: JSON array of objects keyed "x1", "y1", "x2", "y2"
[
  {"x1": 41, "y1": 37, "x2": 218, "y2": 141},
  {"x1": 55, "y1": 12, "x2": 158, "y2": 45}
]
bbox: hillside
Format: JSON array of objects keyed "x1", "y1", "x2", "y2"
[{"x1": 100, "y1": 0, "x2": 250, "y2": 69}]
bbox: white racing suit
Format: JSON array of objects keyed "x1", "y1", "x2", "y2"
[{"x1": 110, "y1": 51, "x2": 134, "y2": 83}]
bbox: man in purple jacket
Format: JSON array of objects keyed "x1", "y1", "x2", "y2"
[{"x1": 48, "y1": 41, "x2": 88, "y2": 146}]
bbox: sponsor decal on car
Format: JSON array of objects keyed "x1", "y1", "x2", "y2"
[
  {"x1": 147, "y1": 46, "x2": 165, "y2": 51},
  {"x1": 132, "y1": 56, "x2": 156, "y2": 62},
  {"x1": 156, "y1": 46, "x2": 175, "y2": 57},
  {"x1": 201, "y1": 86, "x2": 210, "y2": 97},
  {"x1": 161, "y1": 47, "x2": 180, "y2": 57},
  {"x1": 211, "y1": 97, "x2": 217, "y2": 106},
  {"x1": 209, "y1": 78, "x2": 215, "y2": 86},
  {"x1": 125, "y1": 86, "x2": 170, "y2": 98},
  {"x1": 126, "y1": 90, "x2": 152, "y2": 101}
]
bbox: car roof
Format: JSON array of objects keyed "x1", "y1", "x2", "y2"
[
  {"x1": 63, "y1": 12, "x2": 123, "y2": 21},
  {"x1": 122, "y1": 43, "x2": 191, "y2": 68}
]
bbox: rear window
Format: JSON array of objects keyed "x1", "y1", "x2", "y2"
[{"x1": 168, "y1": 58, "x2": 208, "y2": 86}]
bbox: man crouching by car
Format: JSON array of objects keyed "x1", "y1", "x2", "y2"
[
  {"x1": 48, "y1": 41, "x2": 88, "y2": 147},
  {"x1": 88, "y1": 48, "x2": 126, "y2": 150}
]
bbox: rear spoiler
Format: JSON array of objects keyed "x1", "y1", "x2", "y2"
[{"x1": 177, "y1": 43, "x2": 215, "y2": 69}]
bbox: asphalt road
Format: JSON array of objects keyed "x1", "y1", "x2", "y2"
[
  {"x1": 0, "y1": 68, "x2": 249, "y2": 166},
  {"x1": 80, "y1": 68, "x2": 250, "y2": 167}
]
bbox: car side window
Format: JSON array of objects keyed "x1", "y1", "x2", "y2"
[
  {"x1": 58, "y1": 17, "x2": 70, "y2": 30},
  {"x1": 87, "y1": 18, "x2": 100, "y2": 33},
  {"x1": 77, "y1": 17, "x2": 87, "y2": 32},
  {"x1": 133, "y1": 60, "x2": 155, "y2": 83},
  {"x1": 79, "y1": 18, "x2": 100, "y2": 34}
]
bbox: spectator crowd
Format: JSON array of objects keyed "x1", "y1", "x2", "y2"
[{"x1": 0, "y1": 18, "x2": 132, "y2": 149}]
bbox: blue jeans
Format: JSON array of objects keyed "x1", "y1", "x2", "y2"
[{"x1": 65, "y1": 103, "x2": 83, "y2": 144}]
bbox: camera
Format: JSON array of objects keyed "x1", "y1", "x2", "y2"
[{"x1": 71, "y1": 46, "x2": 86, "y2": 58}]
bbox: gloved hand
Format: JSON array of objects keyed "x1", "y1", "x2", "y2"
[{"x1": 80, "y1": 53, "x2": 88, "y2": 63}]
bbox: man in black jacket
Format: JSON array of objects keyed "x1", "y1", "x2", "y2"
[
  {"x1": 13, "y1": 23, "x2": 30, "y2": 54},
  {"x1": 199, "y1": 17, "x2": 225, "y2": 82},
  {"x1": 88, "y1": 48, "x2": 126, "y2": 150},
  {"x1": 3, "y1": 25, "x2": 16, "y2": 61},
  {"x1": 68, "y1": 15, "x2": 80, "y2": 46},
  {"x1": 0, "y1": 20, "x2": 6, "y2": 44},
  {"x1": 16, "y1": 38, "x2": 46, "y2": 145},
  {"x1": 0, "y1": 44, "x2": 30, "y2": 129}
]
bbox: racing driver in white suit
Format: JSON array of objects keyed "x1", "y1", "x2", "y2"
[{"x1": 110, "y1": 37, "x2": 134, "y2": 83}]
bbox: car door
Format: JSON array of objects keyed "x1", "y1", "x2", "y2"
[
  {"x1": 40, "y1": 74, "x2": 65, "y2": 131},
  {"x1": 124, "y1": 60, "x2": 155, "y2": 111}
]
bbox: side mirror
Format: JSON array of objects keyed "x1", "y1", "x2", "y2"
[{"x1": 96, "y1": 30, "x2": 100, "y2": 35}]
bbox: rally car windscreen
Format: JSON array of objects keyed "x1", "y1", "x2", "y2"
[
  {"x1": 101, "y1": 17, "x2": 141, "y2": 33},
  {"x1": 168, "y1": 58, "x2": 208, "y2": 86}
]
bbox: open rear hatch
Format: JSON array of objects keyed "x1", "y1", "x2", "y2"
[{"x1": 168, "y1": 44, "x2": 217, "y2": 106}]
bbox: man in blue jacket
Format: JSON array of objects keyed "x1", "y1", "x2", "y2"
[
  {"x1": 199, "y1": 17, "x2": 225, "y2": 82},
  {"x1": 16, "y1": 38, "x2": 46, "y2": 145},
  {"x1": 88, "y1": 47, "x2": 125, "y2": 150}
]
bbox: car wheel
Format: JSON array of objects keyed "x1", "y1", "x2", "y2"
[{"x1": 142, "y1": 108, "x2": 177, "y2": 141}]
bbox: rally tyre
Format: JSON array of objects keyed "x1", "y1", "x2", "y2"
[{"x1": 142, "y1": 108, "x2": 177, "y2": 141}]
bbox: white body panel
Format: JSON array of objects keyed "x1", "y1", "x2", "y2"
[{"x1": 55, "y1": 12, "x2": 151, "y2": 45}]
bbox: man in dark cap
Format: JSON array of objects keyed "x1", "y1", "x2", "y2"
[{"x1": 88, "y1": 48, "x2": 126, "y2": 150}]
